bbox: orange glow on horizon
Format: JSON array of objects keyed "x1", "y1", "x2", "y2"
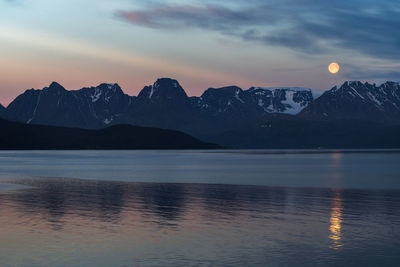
[{"x1": 0, "y1": 26, "x2": 265, "y2": 106}]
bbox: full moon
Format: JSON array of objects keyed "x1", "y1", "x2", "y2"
[{"x1": 329, "y1": 62, "x2": 340, "y2": 74}]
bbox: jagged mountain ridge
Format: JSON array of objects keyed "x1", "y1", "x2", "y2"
[
  {"x1": 246, "y1": 87, "x2": 314, "y2": 115},
  {"x1": 5, "y1": 78, "x2": 316, "y2": 129},
  {"x1": 300, "y1": 81, "x2": 400, "y2": 123},
  {"x1": 194, "y1": 85, "x2": 315, "y2": 116},
  {"x1": 127, "y1": 79, "x2": 195, "y2": 130},
  {"x1": 6, "y1": 82, "x2": 134, "y2": 128}
]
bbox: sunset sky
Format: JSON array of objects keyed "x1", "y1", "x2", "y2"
[{"x1": 1, "y1": 0, "x2": 399, "y2": 105}]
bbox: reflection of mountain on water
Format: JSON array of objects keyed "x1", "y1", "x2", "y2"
[
  {"x1": 138, "y1": 183, "x2": 187, "y2": 223},
  {"x1": 201, "y1": 184, "x2": 290, "y2": 218},
  {"x1": 1, "y1": 178, "x2": 399, "y2": 229},
  {"x1": 5, "y1": 178, "x2": 129, "y2": 230},
  {"x1": 1, "y1": 178, "x2": 400, "y2": 266}
]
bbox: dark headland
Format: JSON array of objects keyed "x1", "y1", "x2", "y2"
[{"x1": 0, "y1": 118, "x2": 221, "y2": 150}]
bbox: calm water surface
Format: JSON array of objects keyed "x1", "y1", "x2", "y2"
[{"x1": 0, "y1": 150, "x2": 399, "y2": 266}]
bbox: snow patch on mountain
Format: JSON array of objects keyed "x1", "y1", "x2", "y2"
[
  {"x1": 234, "y1": 89, "x2": 244, "y2": 103},
  {"x1": 247, "y1": 86, "x2": 315, "y2": 115},
  {"x1": 149, "y1": 86, "x2": 155, "y2": 99},
  {"x1": 107, "y1": 83, "x2": 117, "y2": 90},
  {"x1": 254, "y1": 86, "x2": 311, "y2": 91},
  {"x1": 91, "y1": 89, "x2": 102, "y2": 102},
  {"x1": 253, "y1": 86, "x2": 324, "y2": 99},
  {"x1": 104, "y1": 118, "x2": 113, "y2": 124},
  {"x1": 282, "y1": 91, "x2": 304, "y2": 115}
]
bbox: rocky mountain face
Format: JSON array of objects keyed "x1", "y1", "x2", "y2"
[
  {"x1": 300, "y1": 81, "x2": 400, "y2": 123},
  {"x1": 3, "y1": 78, "x2": 400, "y2": 148},
  {"x1": 123, "y1": 78, "x2": 195, "y2": 130},
  {"x1": 0, "y1": 104, "x2": 5, "y2": 118},
  {"x1": 6, "y1": 82, "x2": 134, "y2": 128},
  {"x1": 245, "y1": 87, "x2": 315, "y2": 115},
  {"x1": 4, "y1": 78, "x2": 316, "y2": 130},
  {"x1": 195, "y1": 86, "x2": 315, "y2": 116}
]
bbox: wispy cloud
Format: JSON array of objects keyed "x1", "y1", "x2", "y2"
[
  {"x1": 2, "y1": 0, "x2": 21, "y2": 4},
  {"x1": 116, "y1": 0, "x2": 400, "y2": 59},
  {"x1": 345, "y1": 62, "x2": 400, "y2": 82}
]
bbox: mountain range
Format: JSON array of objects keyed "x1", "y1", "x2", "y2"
[
  {"x1": 1, "y1": 78, "x2": 400, "y2": 148},
  {"x1": 300, "y1": 81, "x2": 400, "y2": 123},
  {"x1": 3, "y1": 79, "x2": 317, "y2": 127}
]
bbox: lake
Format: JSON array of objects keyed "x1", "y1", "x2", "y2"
[{"x1": 0, "y1": 150, "x2": 399, "y2": 266}]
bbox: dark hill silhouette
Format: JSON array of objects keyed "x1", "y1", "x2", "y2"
[
  {"x1": 0, "y1": 118, "x2": 221, "y2": 150},
  {"x1": 204, "y1": 117, "x2": 400, "y2": 149}
]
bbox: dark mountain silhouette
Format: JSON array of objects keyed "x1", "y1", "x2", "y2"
[
  {"x1": 2, "y1": 78, "x2": 400, "y2": 148},
  {"x1": 0, "y1": 118, "x2": 221, "y2": 150},
  {"x1": 5, "y1": 78, "x2": 316, "y2": 129},
  {"x1": 6, "y1": 82, "x2": 134, "y2": 128},
  {"x1": 206, "y1": 118, "x2": 400, "y2": 149},
  {"x1": 300, "y1": 81, "x2": 400, "y2": 123},
  {"x1": 0, "y1": 104, "x2": 5, "y2": 118},
  {"x1": 124, "y1": 78, "x2": 195, "y2": 130}
]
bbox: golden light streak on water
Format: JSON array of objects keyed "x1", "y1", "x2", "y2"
[{"x1": 329, "y1": 191, "x2": 343, "y2": 250}]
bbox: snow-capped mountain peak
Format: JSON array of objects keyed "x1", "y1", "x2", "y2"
[
  {"x1": 246, "y1": 86, "x2": 315, "y2": 114},
  {"x1": 299, "y1": 81, "x2": 400, "y2": 123}
]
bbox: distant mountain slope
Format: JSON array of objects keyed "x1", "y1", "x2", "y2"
[
  {"x1": 123, "y1": 78, "x2": 195, "y2": 130},
  {"x1": 245, "y1": 87, "x2": 314, "y2": 115},
  {"x1": 204, "y1": 118, "x2": 400, "y2": 149},
  {"x1": 6, "y1": 82, "x2": 134, "y2": 128},
  {"x1": 193, "y1": 85, "x2": 315, "y2": 116},
  {"x1": 0, "y1": 104, "x2": 5, "y2": 118},
  {"x1": 300, "y1": 81, "x2": 400, "y2": 123},
  {"x1": 0, "y1": 118, "x2": 221, "y2": 150},
  {"x1": 5, "y1": 78, "x2": 317, "y2": 131}
]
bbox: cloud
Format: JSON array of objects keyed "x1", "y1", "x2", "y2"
[
  {"x1": 3, "y1": 0, "x2": 20, "y2": 3},
  {"x1": 2, "y1": 0, "x2": 24, "y2": 6},
  {"x1": 116, "y1": 0, "x2": 400, "y2": 59},
  {"x1": 345, "y1": 63, "x2": 400, "y2": 82},
  {"x1": 117, "y1": 4, "x2": 262, "y2": 31}
]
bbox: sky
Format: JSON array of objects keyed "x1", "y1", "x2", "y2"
[{"x1": 1, "y1": 0, "x2": 400, "y2": 105}]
